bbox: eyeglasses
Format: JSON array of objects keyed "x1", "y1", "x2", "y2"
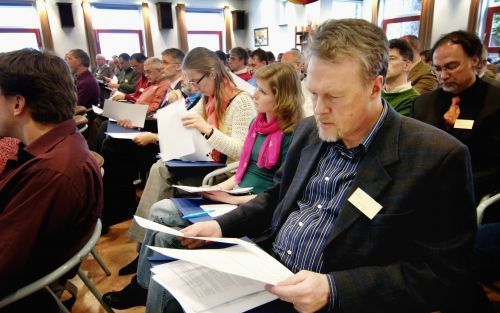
[
  {"x1": 188, "y1": 73, "x2": 207, "y2": 88},
  {"x1": 433, "y1": 62, "x2": 461, "y2": 74}
]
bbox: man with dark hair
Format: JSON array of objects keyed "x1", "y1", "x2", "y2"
[
  {"x1": 228, "y1": 47, "x2": 251, "y2": 81},
  {"x1": 248, "y1": 48, "x2": 268, "y2": 75},
  {"x1": 112, "y1": 53, "x2": 149, "y2": 102},
  {"x1": 104, "y1": 52, "x2": 141, "y2": 94},
  {"x1": 163, "y1": 19, "x2": 490, "y2": 313},
  {"x1": 413, "y1": 29, "x2": 500, "y2": 292},
  {"x1": 413, "y1": 30, "x2": 500, "y2": 202},
  {"x1": 382, "y1": 38, "x2": 420, "y2": 116},
  {"x1": 401, "y1": 34, "x2": 438, "y2": 93},
  {"x1": 0, "y1": 49, "x2": 103, "y2": 311},
  {"x1": 66, "y1": 48, "x2": 99, "y2": 109}
]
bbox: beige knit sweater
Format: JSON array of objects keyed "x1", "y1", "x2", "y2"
[{"x1": 192, "y1": 91, "x2": 256, "y2": 163}]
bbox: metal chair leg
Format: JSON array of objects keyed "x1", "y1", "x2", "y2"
[
  {"x1": 44, "y1": 286, "x2": 71, "y2": 313},
  {"x1": 91, "y1": 248, "x2": 111, "y2": 276},
  {"x1": 77, "y1": 269, "x2": 114, "y2": 313}
]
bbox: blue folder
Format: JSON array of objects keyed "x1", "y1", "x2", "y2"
[
  {"x1": 171, "y1": 197, "x2": 215, "y2": 223},
  {"x1": 106, "y1": 121, "x2": 142, "y2": 133}
]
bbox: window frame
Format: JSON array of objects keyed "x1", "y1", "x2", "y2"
[
  {"x1": 484, "y1": 5, "x2": 500, "y2": 52},
  {"x1": 187, "y1": 30, "x2": 223, "y2": 51},
  {"x1": 0, "y1": 28, "x2": 42, "y2": 49},
  {"x1": 382, "y1": 15, "x2": 420, "y2": 33},
  {"x1": 94, "y1": 29, "x2": 145, "y2": 55},
  {"x1": 185, "y1": 8, "x2": 225, "y2": 51}
]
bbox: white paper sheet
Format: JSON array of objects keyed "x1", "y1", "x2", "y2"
[
  {"x1": 102, "y1": 99, "x2": 148, "y2": 128},
  {"x1": 152, "y1": 261, "x2": 277, "y2": 313},
  {"x1": 229, "y1": 72, "x2": 256, "y2": 96},
  {"x1": 156, "y1": 101, "x2": 196, "y2": 161},
  {"x1": 199, "y1": 204, "x2": 237, "y2": 217},
  {"x1": 104, "y1": 132, "x2": 142, "y2": 140},
  {"x1": 156, "y1": 101, "x2": 212, "y2": 162},
  {"x1": 148, "y1": 243, "x2": 293, "y2": 285},
  {"x1": 172, "y1": 185, "x2": 253, "y2": 195},
  {"x1": 133, "y1": 216, "x2": 252, "y2": 246},
  {"x1": 92, "y1": 105, "x2": 103, "y2": 115}
]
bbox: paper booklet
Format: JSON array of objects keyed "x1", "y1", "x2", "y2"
[
  {"x1": 134, "y1": 216, "x2": 293, "y2": 312},
  {"x1": 102, "y1": 99, "x2": 148, "y2": 128},
  {"x1": 172, "y1": 185, "x2": 253, "y2": 195},
  {"x1": 156, "y1": 100, "x2": 213, "y2": 162}
]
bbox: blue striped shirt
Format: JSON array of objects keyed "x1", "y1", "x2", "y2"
[{"x1": 271, "y1": 102, "x2": 388, "y2": 310}]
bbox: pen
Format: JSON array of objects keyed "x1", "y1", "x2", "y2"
[{"x1": 182, "y1": 210, "x2": 216, "y2": 220}]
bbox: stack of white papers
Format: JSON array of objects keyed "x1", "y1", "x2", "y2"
[
  {"x1": 173, "y1": 185, "x2": 253, "y2": 195},
  {"x1": 156, "y1": 101, "x2": 213, "y2": 162},
  {"x1": 134, "y1": 216, "x2": 293, "y2": 313},
  {"x1": 102, "y1": 99, "x2": 148, "y2": 128}
]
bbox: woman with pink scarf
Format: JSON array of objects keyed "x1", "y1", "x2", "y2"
[{"x1": 202, "y1": 62, "x2": 304, "y2": 204}]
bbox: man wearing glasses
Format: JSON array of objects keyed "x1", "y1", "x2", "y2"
[
  {"x1": 412, "y1": 30, "x2": 500, "y2": 203},
  {"x1": 382, "y1": 38, "x2": 420, "y2": 116}
]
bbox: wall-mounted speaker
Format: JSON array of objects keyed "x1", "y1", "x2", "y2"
[
  {"x1": 56, "y1": 3, "x2": 74, "y2": 28},
  {"x1": 232, "y1": 10, "x2": 246, "y2": 30},
  {"x1": 156, "y1": 2, "x2": 173, "y2": 29}
]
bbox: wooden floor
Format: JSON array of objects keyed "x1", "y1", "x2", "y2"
[
  {"x1": 71, "y1": 219, "x2": 144, "y2": 313},
  {"x1": 69, "y1": 218, "x2": 500, "y2": 313}
]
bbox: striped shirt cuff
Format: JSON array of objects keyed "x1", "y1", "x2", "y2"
[{"x1": 326, "y1": 273, "x2": 338, "y2": 311}]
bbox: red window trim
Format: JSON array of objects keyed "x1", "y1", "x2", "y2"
[
  {"x1": 484, "y1": 6, "x2": 500, "y2": 53},
  {"x1": 382, "y1": 15, "x2": 420, "y2": 33},
  {"x1": 0, "y1": 28, "x2": 42, "y2": 49},
  {"x1": 187, "y1": 31, "x2": 223, "y2": 51},
  {"x1": 94, "y1": 29, "x2": 144, "y2": 55}
]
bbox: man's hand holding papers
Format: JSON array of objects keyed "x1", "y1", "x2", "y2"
[
  {"x1": 179, "y1": 220, "x2": 222, "y2": 249},
  {"x1": 178, "y1": 218, "x2": 332, "y2": 312},
  {"x1": 265, "y1": 270, "x2": 331, "y2": 313}
]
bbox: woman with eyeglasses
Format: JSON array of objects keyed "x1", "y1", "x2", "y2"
[
  {"x1": 102, "y1": 62, "x2": 304, "y2": 312},
  {"x1": 127, "y1": 47, "x2": 256, "y2": 242}
]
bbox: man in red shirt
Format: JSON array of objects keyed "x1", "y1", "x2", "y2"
[
  {"x1": 228, "y1": 47, "x2": 252, "y2": 81},
  {"x1": 0, "y1": 49, "x2": 103, "y2": 312}
]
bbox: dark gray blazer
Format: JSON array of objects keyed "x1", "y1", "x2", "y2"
[
  {"x1": 413, "y1": 78, "x2": 500, "y2": 200},
  {"x1": 217, "y1": 106, "x2": 485, "y2": 313}
]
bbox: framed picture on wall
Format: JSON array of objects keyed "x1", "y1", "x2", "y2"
[{"x1": 254, "y1": 27, "x2": 269, "y2": 47}]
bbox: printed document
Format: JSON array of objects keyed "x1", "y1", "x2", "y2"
[
  {"x1": 172, "y1": 185, "x2": 253, "y2": 195},
  {"x1": 135, "y1": 216, "x2": 294, "y2": 312},
  {"x1": 102, "y1": 99, "x2": 148, "y2": 128},
  {"x1": 157, "y1": 101, "x2": 212, "y2": 162},
  {"x1": 152, "y1": 261, "x2": 278, "y2": 313}
]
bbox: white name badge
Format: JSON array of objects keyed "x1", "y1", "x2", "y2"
[
  {"x1": 454, "y1": 119, "x2": 474, "y2": 129},
  {"x1": 347, "y1": 188, "x2": 383, "y2": 220}
]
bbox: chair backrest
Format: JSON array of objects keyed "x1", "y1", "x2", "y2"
[
  {"x1": 202, "y1": 161, "x2": 239, "y2": 186},
  {"x1": 0, "y1": 219, "x2": 102, "y2": 308},
  {"x1": 477, "y1": 193, "x2": 500, "y2": 225}
]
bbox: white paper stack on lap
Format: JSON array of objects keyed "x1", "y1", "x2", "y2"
[{"x1": 133, "y1": 216, "x2": 293, "y2": 312}]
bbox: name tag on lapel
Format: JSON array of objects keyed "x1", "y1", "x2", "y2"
[
  {"x1": 454, "y1": 119, "x2": 474, "y2": 129},
  {"x1": 348, "y1": 188, "x2": 383, "y2": 219}
]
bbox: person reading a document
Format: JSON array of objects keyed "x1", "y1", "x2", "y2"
[
  {"x1": 173, "y1": 19, "x2": 490, "y2": 313},
  {"x1": 102, "y1": 62, "x2": 304, "y2": 310}
]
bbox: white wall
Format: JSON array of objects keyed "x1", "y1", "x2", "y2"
[
  {"x1": 44, "y1": 0, "x2": 248, "y2": 58},
  {"x1": 431, "y1": 0, "x2": 471, "y2": 46},
  {"x1": 46, "y1": 1, "x2": 87, "y2": 58}
]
